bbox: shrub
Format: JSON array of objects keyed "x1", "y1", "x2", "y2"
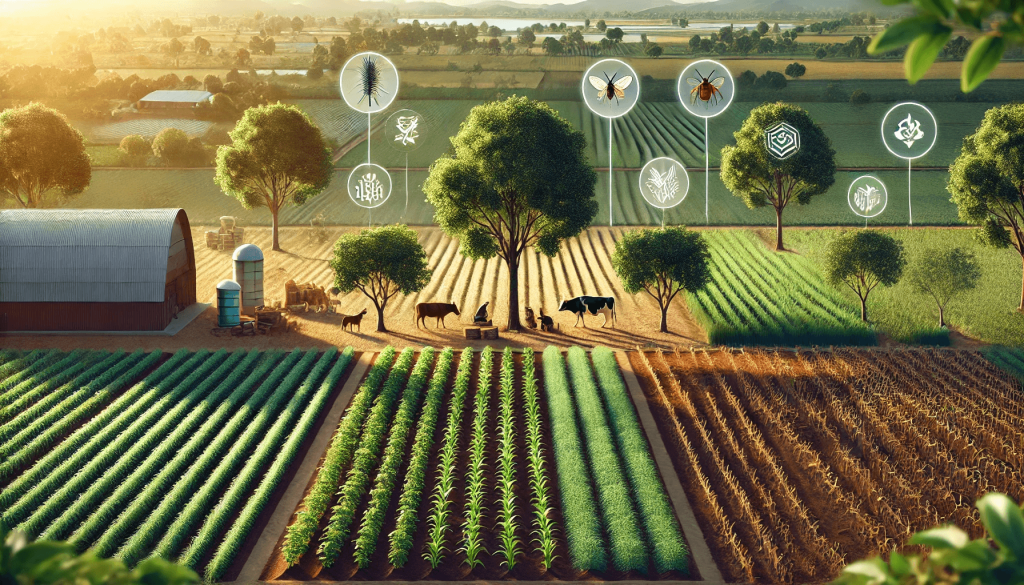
[
  {"x1": 118, "y1": 134, "x2": 150, "y2": 166},
  {"x1": 850, "y1": 89, "x2": 870, "y2": 104}
]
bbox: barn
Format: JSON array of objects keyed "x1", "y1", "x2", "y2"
[
  {"x1": 136, "y1": 89, "x2": 212, "y2": 110},
  {"x1": 0, "y1": 208, "x2": 197, "y2": 332}
]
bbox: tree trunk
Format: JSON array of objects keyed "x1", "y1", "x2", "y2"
[
  {"x1": 774, "y1": 207, "x2": 785, "y2": 251},
  {"x1": 271, "y1": 207, "x2": 281, "y2": 252},
  {"x1": 860, "y1": 297, "x2": 868, "y2": 322},
  {"x1": 938, "y1": 304, "x2": 946, "y2": 328},
  {"x1": 505, "y1": 256, "x2": 521, "y2": 331},
  {"x1": 660, "y1": 305, "x2": 668, "y2": 333},
  {"x1": 1020, "y1": 257, "x2": 1024, "y2": 312},
  {"x1": 375, "y1": 303, "x2": 387, "y2": 332}
]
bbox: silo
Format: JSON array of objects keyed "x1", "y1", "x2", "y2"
[
  {"x1": 216, "y1": 279, "x2": 241, "y2": 327},
  {"x1": 232, "y1": 244, "x2": 264, "y2": 315}
]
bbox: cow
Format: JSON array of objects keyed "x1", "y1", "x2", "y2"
[
  {"x1": 473, "y1": 302, "x2": 489, "y2": 324},
  {"x1": 342, "y1": 308, "x2": 367, "y2": 332},
  {"x1": 558, "y1": 296, "x2": 616, "y2": 328},
  {"x1": 524, "y1": 307, "x2": 538, "y2": 330},
  {"x1": 415, "y1": 301, "x2": 461, "y2": 329}
]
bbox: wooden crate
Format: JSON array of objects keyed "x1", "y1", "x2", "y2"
[
  {"x1": 481, "y1": 326, "x2": 499, "y2": 340},
  {"x1": 464, "y1": 327, "x2": 481, "y2": 339}
]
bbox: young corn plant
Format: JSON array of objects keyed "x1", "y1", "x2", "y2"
[
  {"x1": 497, "y1": 348, "x2": 521, "y2": 570},
  {"x1": 461, "y1": 346, "x2": 493, "y2": 570},
  {"x1": 523, "y1": 348, "x2": 557, "y2": 570},
  {"x1": 422, "y1": 348, "x2": 474, "y2": 569}
]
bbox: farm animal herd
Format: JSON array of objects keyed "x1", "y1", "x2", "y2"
[{"x1": 409, "y1": 295, "x2": 618, "y2": 331}]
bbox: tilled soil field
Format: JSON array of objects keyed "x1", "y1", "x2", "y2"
[{"x1": 631, "y1": 347, "x2": 1024, "y2": 584}]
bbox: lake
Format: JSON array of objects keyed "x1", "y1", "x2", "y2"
[{"x1": 397, "y1": 18, "x2": 793, "y2": 32}]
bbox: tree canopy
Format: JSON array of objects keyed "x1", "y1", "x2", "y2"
[
  {"x1": 214, "y1": 103, "x2": 332, "y2": 251},
  {"x1": 0, "y1": 103, "x2": 90, "y2": 209},
  {"x1": 824, "y1": 230, "x2": 906, "y2": 322},
  {"x1": 948, "y1": 103, "x2": 1024, "y2": 311},
  {"x1": 612, "y1": 227, "x2": 711, "y2": 332},
  {"x1": 720, "y1": 101, "x2": 836, "y2": 251},
  {"x1": 908, "y1": 247, "x2": 982, "y2": 328},
  {"x1": 330, "y1": 225, "x2": 431, "y2": 332},
  {"x1": 423, "y1": 95, "x2": 597, "y2": 330}
]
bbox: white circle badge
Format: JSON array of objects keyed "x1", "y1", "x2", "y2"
[
  {"x1": 347, "y1": 163, "x2": 392, "y2": 209},
  {"x1": 881, "y1": 102, "x2": 937, "y2": 160},
  {"x1": 639, "y1": 157, "x2": 689, "y2": 209},
  {"x1": 678, "y1": 59, "x2": 735, "y2": 118},
  {"x1": 847, "y1": 175, "x2": 888, "y2": 218},
  {"x1": 340, "y1": 52, "x2": 399, "y2": 114},
  {"x1": 582, "y1": 59, "x2": 639, "y2": 119},
  {"x1": 385, "y1": 109, "x2": 424, "y2": 152}
]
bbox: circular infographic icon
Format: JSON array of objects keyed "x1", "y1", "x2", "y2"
[
  {"x1": 847, "y1": 175, "x2": 888, "y2": 218},
  {"x1": 765, "y1": 122, "x2": 800, "y2": 160},
  {"x1": 677, "y1": 59, "x2": 735, "y2": 118},
  {"x1": 340, "y1": 52, "x2": 399, "y2": 114},
  {"x1": 581, "y1": 59, "x2": 640, "y2": 119},
  {"x1": 347, "y1": 163, "x2": 392, "y2": 209},
  {"x1": 881, "y1": 102, "x2": 937, "y2": 160},
  {"x1": 385, "y1": 109, "x2": 424, "y2": 152},
  {"x1": 639, "y1": 157, "x2": 690, "y2": 210}
]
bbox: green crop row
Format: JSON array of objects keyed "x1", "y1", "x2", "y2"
[
  {"x1": 0, "y1": 350, "x2": 60, "y2": 398},
  {"x1": 423, "y1": 348, "x2": 474, "y2": 569},
  {"x1": 496, "y1": 347, "x2": 522, "y2": 570},
  {"x1": 150, "y1": 349, "x2": 316, "y2": 563},
  {"x1": 389, "y1": 347, "x2": 455, "y2": 568},
  {"x1": 354, "y1": 347, "x2": 437, "y2": 568},
  {"x1": 0, "y1": 349, "x2": 95, "y2": 424},
  {"x1": 283, "y1": 346, "x2": 397, "y2": 565},
  {"x1": 982, "y1": 347, "x2": 1024, "y2": 385},
  {"x1": 110, "y1": 351, "x2": 286, "y2": 565},
  {"x1": 591, "y1": 347, "x2": 689, "y2": 575},
  {"x1": 204, "y1": 347, "x2": 355, "y2": 583},
  {"x1": 541, "y1": 346, "x2": 606, "y2": 572},
  {"x1": 522, "y1": 348, "x2": 556, "y2": 570},
  {"x1": 318, "y1": 347, "x2": 417, "y2": 567},
  {"x1": 462, "y1": 346, "x2": 494, "y2": 569},
  {"x1": 565, "y1": 347, "x2": 648, "y2": 573},
  {"x1": 88, "y1": 350, "x2": 263, "y2": 559},
  {"x1": 65, "y1": 350, "x2": 243, "y2": 550},
  {"x1": 21, "y1": 350, "x2": 217, "y2": 540},
  {"x1": 177, "y1": 349, "x2": 335, "y2": 570},
  {"x1": 0, "y1": 351, "x2": 126, "y2": 460},
  {"x1": 0, "y1": 350, "x2": 192, "y2": 509}
]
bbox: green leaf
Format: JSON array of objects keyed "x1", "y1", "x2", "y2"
[
  {"x1": 910, "y1": 525, "x2": 970, "y2": 549},
  {"x1": 841, "y1": 558, "x2": 891, "y2": 583},
  {"x1": 912, "y1": 0, "x2": 954, "y2": 18},
  {"x1": 978, "y1": 492, "x2": 1024, "y2": 559},
  {"x1": 961, "y1": 34, "x2": 1005, "y2": 92},
  {"x1": 879, "y1": 0, "x2": 910, "y2": 4},
  {"x1": 955, "y1": 6, "x2": 984, "y2": 29},
  {"x1": 868, "y1": 14, "x2": 941, "y2": 54},
  {"x1": 888, "y1": 551, "x2": 911, "y2": 576},
  {"x1": 905, "y1": 26, "x2": 953, "y2": 83}
]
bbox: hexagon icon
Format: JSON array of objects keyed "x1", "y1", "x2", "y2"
[{"x1": 764, "y1": 122, "x2": 800, "y2": 160}]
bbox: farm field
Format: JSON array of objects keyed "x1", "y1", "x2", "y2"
[
  {"x1": 788, "y1": 229, "x2": 1024, "y2": 346},
  {"x1": 265, "y1": 345, "x2": 690, "y2": 581},
  {"x1": 983, "y1": 347, "x2": 1024, "y2": 383},
  {"x1": 631, "y1": 346, "x2": 1024, "y2": 584},
  {"x1": 0, "y1": 347, "x2": 358, "y2": 583}
]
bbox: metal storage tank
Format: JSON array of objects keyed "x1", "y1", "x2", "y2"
[
  {"x1": 216, "y1": 280, "x2": 241, "y2": 327},
  {"x1": 232, "y1": 244, "x2": 264, "y2": 315}
]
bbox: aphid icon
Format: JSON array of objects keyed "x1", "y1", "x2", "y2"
[
  {"x1": 687, "y1": 68, "x2": 726, "y2": 107},
  {"x1": 588, "y1": 72, "x2": 634, "y2": 104},
  {"x1": 356, "y1": 55, "x2": 388, "y2": 107}
]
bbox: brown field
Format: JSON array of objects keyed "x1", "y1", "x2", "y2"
[{"x1": 631, "y1": 347, "x2": 1024, "y2": 584}]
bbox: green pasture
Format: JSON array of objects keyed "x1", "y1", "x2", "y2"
[
  {"x1": 788, "y1": 229, "x2": 1024, "y2": 346},
  {"x1": 981, "y1": 347, "x2": 1024, "y2": 384}
]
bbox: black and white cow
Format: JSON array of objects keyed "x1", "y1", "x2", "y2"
[{"x1": 558, "y1": 296, "x2": 616, "y2": 328}]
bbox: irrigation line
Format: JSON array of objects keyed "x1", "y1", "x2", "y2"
[
  {"x1": 609, "y1": 117, "x2": 614, "y2": 227},
  {"x1": 404, "y1": 152, "x2": 409, "y2": 218},
  {"x1": 704, "y1": 117, "x2": 709, "y2": 226},
  {"x1": 908, "y1": 157, "x2": 913, "y2": 226}
]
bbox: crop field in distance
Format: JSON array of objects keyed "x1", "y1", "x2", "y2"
[
  {"x1": 0, "y1": 347, "x2": 357, "y2": 583},
  {"x1": 632, "y1": 346, "x2": 1024, "y2": 584},
  {"x1": 267, "y1": 345, "x2": 690, "y2": 581}
]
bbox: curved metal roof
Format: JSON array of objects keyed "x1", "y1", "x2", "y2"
[
  {"x1": 232, "y1": 243, "x2": 264, "y2": 262},
  {"x1": 0, "y1": 209, "x2": 187, "y2": 303}
]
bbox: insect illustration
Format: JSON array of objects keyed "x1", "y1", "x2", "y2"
[
  {"x1": 355, "y1": 55, "x2": 388, "y2": 107},
  {"x1": 854, "y1": 184, "x2": 882, "y2": 214},
  {"x1": 645, "y1": 165, "x2": 680, "y2": 204},
  {"x1": 588, "y1": 72, "x2": 633, "y2": 104},
  {"x1": 687, "y1": 68, "x2": 726, "y2": 107}
]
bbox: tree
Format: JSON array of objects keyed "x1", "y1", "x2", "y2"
[
  {"x1": 645, "y1": 42, "x2": 664, "y2": 57},
  {"x1": 824, "y1": 230, "x2": 906, "y2": 322},
  {"x1": 753, "y1": 70, "x2": 786, "y2": 89},
  {"x1": 203, "y1": 73, "x2": 222, "y2": 93},
  {"x1": 948, "y1": 103, "x2": 1024, "y2": 311},
  {"x1": 815, "y1": 46, "x2": 827, "y2": 59},
  {"x1": 119, "y1": 134, "x2": 150, "y2": 166},
  {"x1": 517, "y1": 28, "x2": 536, "y2": 47},
  {"x1": 291, "y1": 16, "x2": 304, "y2": 33},
  {"x1": 330, "y1": 225, "x2": 431, "y2": 332},
  {"x1": 908, "y1": 247, "x2": 982, "y2": 328},
  {"x1": 735, "y1": 69, "x2": 757, "y2": 87},
  {"x1": 0, "y1": 103, "x2": 90, "y2": 208},
  {"x1": 606, "y1": 27, "x2": 624, "y2": 42},
  {"x1": 689, "y1": 34, "x2": 701, "y2": 51},
  {"x1": 166, "y1": 37, "x2": 184, "y2": 66},
  {"x1": 735, "y1": 34, "x2": 754, "y2": 54},
  {"x1": 721, "y1": 102, "x2": 836, "y2": 251},
  {"x1": 423, "y1": 96, "x2": 598, "y2": 331},
  {"x1": 612, "y1": 227, "x2": 711, "y2": 333},
  {"x1": 235, "y1": 48, "x2": 251, "y2": 67},
  {"x1": 757, "y1": 20, "x2": 770, "y2": 35},
  {"x1": 596, "y1": 19, "x2": 607, "y2": 32},
  {"x1": 679, "y1": 17, "x2": 689, "y2": 28},
  {"x1": 214, "y1": 104, "x2": 332, "y2": 251},
  {"x1": 194, "y1": 35, "x2": 211, "y2": 55},
  {"x1": 585, "y1": 18, "x2": 591, "y2": 29},
  {"x1": 542, "y1": 37, "x2": 563, "y2": 55},
  {"x1": 152, "y1": 128, "x2": 207, "y2": 166},
  {"x1": 849, "y1": 89, "x2": 870, "y2": 104},
  {"x1": 868, "y1": 0, "x2": 1024, "y2": 91},
  {"x1": 784, "y1": 61, "x2": 806, "y2": 78}
]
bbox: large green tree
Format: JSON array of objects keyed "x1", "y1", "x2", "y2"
[
  {"x1": 214, "y1": 103, "x2": 332, "y2": 251},
  {"x1": 907, "y1": 247, "x2": 982, "y2": 328},
  {"x1": 424, "y1": 96, "x2": 597, "y2": 331},
  {"x1": 824, "y1": 230, "x2": 906, "y2": 322},
  {"x1": 948, "y1": 103, "x2": 1024, "y2": 312},
  {"x1": 612, "y1": 227, "x2": 711, "y2": 333},
  {"x1": 0, "y1": 103, "x2": 90, "y2": 208},
  {"x1": 330, "y1": 225, "x2": 431, "y2": 332},
  {"x1": 721, "y1": 102, "x2": 836, "y2": 251}
]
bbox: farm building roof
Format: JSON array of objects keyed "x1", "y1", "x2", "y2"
[
  {"x1": 0, "y1": 208, "x2": 187, "y2": 303},
  {"x1": 138, "y1": 90, "x2": 212, "y2": 104}
]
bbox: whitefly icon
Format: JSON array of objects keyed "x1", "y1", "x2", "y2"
[{"x1": 894, "y1": 114, "x2": 924, "y2": 148}]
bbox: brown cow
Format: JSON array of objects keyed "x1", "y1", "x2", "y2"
[
  {"x1": 342, "y1": 308, "x2": 368, "y2": 332},
  {"x1": 415, "y1": 301, "x2": 460, "y2": 329}
]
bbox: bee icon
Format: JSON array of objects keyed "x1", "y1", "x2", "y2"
[
  {"x1": 687, "y1": 68, "x2": 726, "y2": 107},
  {"x1": 589, "y1": 71, "x2": 634, "y2": 104}
]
